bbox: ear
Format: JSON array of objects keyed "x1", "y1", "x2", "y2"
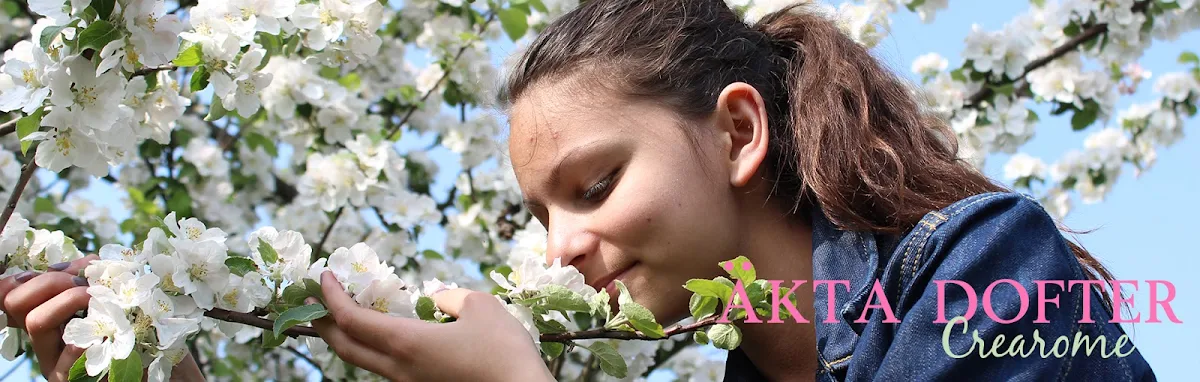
[{"x1": 714, "y1": 82, "x2": 770, "y2": 188}]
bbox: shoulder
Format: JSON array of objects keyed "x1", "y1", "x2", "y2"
[{"x1": 893, "y1": 191, "x2": 1087, "y2": 297}]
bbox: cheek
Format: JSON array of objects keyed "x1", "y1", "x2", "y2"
[{"x1": 600, "y1": 155, "x2": 739, "y2": 286}]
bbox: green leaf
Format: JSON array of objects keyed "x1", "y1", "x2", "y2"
[
  {"x1": 684, "y1": 279, "x2": 733, "y2": 300},
  {"x1": 244, "y1": 132, "x2": 278, "y2": 156},
  {"x1": 533, "y1": 315, "x2": 568, "y2": 334},
  {"x1": 108, "y1": 353, "x2": 142, "y2": 382},
  {"x1": 92, "y1": 0, "x2": 116, "y2": 20},
  {"x1": 225, "y1": 257, "x2": 257, "y2": 277},
  {"x1": 719, "y1": 256, "x2": 756, "y2": 283},
  {"x1": 34, "y1": 196, "x2": 59, "y2": 215},
  {"x1": 422, "y1": 249, "x2": 444, "y2": 260},
  {"x1": 274, "y1": 303, "x2": 328, "y2": 337},
  {"x1": 1026, "y1": 109, "x2": 1040, "y2": 123},
  {"x1": 167, "y1": 190, "x2": 193, "y2": 217},
  {"x1": 693, "y1": 330, "x2": 710, "y2": 345},
  {"x1": 257, "y1": 237, "x2": 279, "y2": 264},
  {"x1": 261, "y1": 329, "x2": 286, "y2": 348},
  {"x1": 205, "y1": 95, "x2": 227, "y2": 121},
  {"x1": 1179, "y1": 51, "x2": 1199, "y2": 65},
  {"x1": 590, "y1": 289, "x2": 611, "y2": 319},
  {"x1": 540, "y1": 342, "x2": 564, "y2": 358},
  {"x1": 498, "y1": 8, "x2": 529, "y2": 41},
  {"x1": 40, "y1": 24, "x2": 69, "y2": 48},
  {"x1": 190, "y1": 66, "x2": 211, "y2": 93},
  {"x1": 16, "y1": 108, "x2": 44, "y2": 156},
  {"x1": 991, "y1": 83, "x2": 1015, "y2": 97},
  {"x1": 1064, "y1": 22, "x2": 1081, "y2": 38},
  {"x1": 173, "y1": 43, "x2": 203, "y2": 67},
  {"x1": 949, "y1": 68, "x2": 967, "y2": 82},
  {"x1": 282, "y1": 283, "x2": 309, "y2": 306},
  {"x1": 1031, "y1": 0, "x2": 1045, "y2": 7},
  {"x1": 1158, "y1": 0, "x2": 1182, "y2": 10},
  {"x1": 541, "y1": 284, "x2": 592, "y2": 312},
  {"x1": 614, "y1": 281, "x2": 664, "y2": 338},
  {"x1": 304, "y1": 279, "x2": 325, "y2": 303},
  {"x1": 708, "y1": 323, "x2": 743, "y2": 350},
  {"x1": 1070, "y1": 100, "x2": 1100, "y2": 131},
  {"x1": 76, "y1": 20, "x2": 123, "y2": 53},
  {"x1": 585, "y1": 341, "x2": 627, "y2": 379},
  {"x1": 69, "y1": 354, "x2": 106, "y2": 382},
  {"x1": 905, "y1": 0, "x2": 925, "y2": 12},
  {"x1": 415, "y1": 296, "x2": 437, "y2": 320},
  {"x1": 689, "y1": 293, "x2": 718, "y2": 320},
  {"x1": 528, "y1": 0, "x2": 549, "y2": 13},
  {"x1": 338, "y1": 72, "x2": 362, "y2": 91}
]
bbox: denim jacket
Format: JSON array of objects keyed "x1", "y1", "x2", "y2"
[{"x1": 723, "y1": 192, "x2": 1157, "y2": 381}]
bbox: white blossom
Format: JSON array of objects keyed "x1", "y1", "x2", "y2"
[{"x1": 63, "y1": 299, "x2": 136, "y2": 376}]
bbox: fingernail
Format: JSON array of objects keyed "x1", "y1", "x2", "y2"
[
  {"x1": 48, "y1": 262, "x2": 71, "y2": 271},
  {"x1": 72, "y1": 276, "x2": 89, "y2": 286},
  {"x1": 15, "y1": 271, "x2": 39, "y2": 283}
]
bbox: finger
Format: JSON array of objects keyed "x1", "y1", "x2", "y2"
[
  {"x1": 0, "y1": 254, "x2": 96, "y2": 325},
  {"x1": 318, "y1": 272, "x2": 418, "y2": 351},
  {"x1": 49, "y1": 344, "x2": 84, "y2": 382},
  {"x1": 3, "y1": 272, "x2": 88, "y2": 329},
  {"x1": 430, "y1": 288, "x2": 503, "y2": 319},
  {"x1": 56, "y1": 254, "x2": 100, "y2": 275},
  {"x1": 26, "y1": 286, "x2": 90, "y2": 375},
  {"x1": 310, "y1": 312, "x2": 398, "y2": 379}
]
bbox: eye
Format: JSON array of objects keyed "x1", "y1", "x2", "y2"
[{"x1": 582, "y1": 169, "x2": 619, "y2": 202}]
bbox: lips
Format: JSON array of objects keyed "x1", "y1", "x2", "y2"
[{"x1": 589, "y1": 262, "x2": 637, "y2": 293}]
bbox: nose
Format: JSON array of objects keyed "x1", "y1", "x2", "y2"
[{"x1": 545, "y1": 210, "x2": 599, "y2": 270}]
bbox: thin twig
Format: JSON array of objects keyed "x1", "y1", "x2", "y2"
[
  {"x1": 315, "y1": 206, "x2": 345, "y2": 256},
  {"x1": 382, "y1": 12, "x2": 497, "y2": 139},
  {"x1": 965, "y1": 0, "x2": 1150, "y2": 107},
  {"x1": 580, "y1": 353, "x2": 597, "y2": 382},
  {"x1": 540, "y1": 316, "x2": 722, "y2": 343},
  {"x1": 130, "y1": 64, "x2": 178, "y2": 79},
  {"x1": 0, "y1": 153, "x2": 38, "y2": 238},
  {"x1": 0, "y1": 118, "x2": 17, "y2": 137},
  {"x1": 642, "y1": 337, "x2": 692, "y2": 377},
  {"x1": 202, "y1": 308, "x2": 318, "y2": 338},
  {"x1": 201, "y1": 305, "x2": 721, "y2": 345},
  {"x1": 284, "y1": 345, "x2": 323, "y2": 379}
]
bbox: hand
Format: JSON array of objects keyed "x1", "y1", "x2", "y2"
[
  {"x1": 310, "y1": 271, "x2": 554, "y2": 382},
  {"x1": 0, "y1": 255, "x2": 205, "y2": 382}
]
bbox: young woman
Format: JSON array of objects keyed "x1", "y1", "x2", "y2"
[{"x1": 2, "y1": 0, "x2": 1158, "y2": 381}]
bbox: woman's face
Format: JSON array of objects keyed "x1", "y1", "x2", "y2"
[{"x1": 507, "y1": 79, "x2": 753, "y2": 324}]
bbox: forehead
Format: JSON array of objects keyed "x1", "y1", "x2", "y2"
[
  {"x1": 507, "y1": 81, "x2": 633, "y2": 164},
  {"x1": 504, "y1": 78, "x2": 688, "y2": 184}
]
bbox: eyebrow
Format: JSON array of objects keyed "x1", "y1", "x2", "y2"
[{"x1": 522, "y1": 139, "x2": 619, "y2": 210}]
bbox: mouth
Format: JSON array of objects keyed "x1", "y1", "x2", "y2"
[{"x1": 588, "y1": 262, "x2": 638, "y2": 294}]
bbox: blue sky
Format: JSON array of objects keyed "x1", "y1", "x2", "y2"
[{"x1": 2, "y1": 1, "x2": 1197, "y2": 380}]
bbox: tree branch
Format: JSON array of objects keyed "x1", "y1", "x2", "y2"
[
  {"x1": 201, "y1": 306, "x2": 720, "y2": 345},
  {"x1": 965, "y1": 0, "x2": 1150, "y2": 107},
  {"x1": 130, "y1": 65, "x2": 178, "y2": 79},
  {"x1": 540, "y1": 316, "x2": 721, "y2": 343},
  {"x1": 0, "y1": 151, "x2": 38, "y2": 238},
  {"x1": 315, "y1": 206, "x2": 345, "y2": 256},
  {"x1": 0, "y1": 117, "x2": 17, "y2": 137},
  {"x1": 382, "y1": 12, "x2": 497, "y2": 139},
  {"x1": 203, "y1": 308, "x2": 319, "y2": 338}
]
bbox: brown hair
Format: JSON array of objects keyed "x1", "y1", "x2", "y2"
[{"x1": 499, "y1": 0, "x2": 1114, "y2": 295}]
